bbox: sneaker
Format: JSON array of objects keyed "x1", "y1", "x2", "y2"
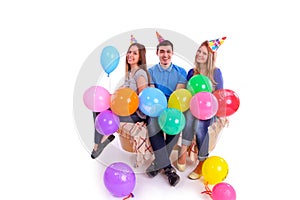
[
  {"x1": 91, "y1": 135, "x2": 115, "y2": 159},
  {"x1": 146, "y1": 162, "x2": 160, "y2": 177},
  {"x1": 164, "y1": 166, "x2": 180, "y2": 186}
]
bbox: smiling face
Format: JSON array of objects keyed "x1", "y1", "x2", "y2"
[
  {"x1": 157, "y1": 45, "x2": 173, "y2": 67},
  {"x1": 126, "y1": 45, "x2": 140, "y2": 67},
  {"x1": 195, "y1": 45, "x2": 209, "y2": 65}
]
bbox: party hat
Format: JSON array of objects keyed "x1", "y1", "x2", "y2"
[
  {"x1": 208, "y1": 37, "x2": 227, "y2": 52},
  {"x1": 156, "y1": 31, "x2": 165, "y2": 43},
  {"x1": 130, "y1": 34, "x2": 137, "y2": 44}
]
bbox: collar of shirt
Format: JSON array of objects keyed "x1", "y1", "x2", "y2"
[{"x1": 158, "y1": 63, "x2": 173, "y2": 72}]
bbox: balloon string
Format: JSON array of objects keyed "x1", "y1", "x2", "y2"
[
  {"x1": 201, "y1": 182, "x2": 212, "y2": 199},
  {"x1": 123, "y1": 193, "x2": 134, "y2": 200},
  {"x1": 108, "y1": 76, "x2": 111, "y2": 92}
]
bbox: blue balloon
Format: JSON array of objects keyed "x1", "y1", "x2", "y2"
[
  {"x1": 138, "y1": 87, "x2": 167, "y2": 117},
  {"x1": 100, "y1": 46, "x2": 120, "y2": 77}
]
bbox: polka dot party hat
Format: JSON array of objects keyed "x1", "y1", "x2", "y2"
[
  {"x1": 208, "y1": 37, "x2": 227, "y2": 52},
  {"x1": 130, "y1": 34, "x2": 137, "y2": 44}
]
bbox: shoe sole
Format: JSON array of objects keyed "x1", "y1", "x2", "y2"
[
  {"x1": 170, "y1": 177, "x2": 180, "y2": 186},
  {"x1": 146, "y1": 169, "x2": 162, "y2": 178},
  {"x1": 188, "y1": 172, "x2": 201, "y2": 180}
]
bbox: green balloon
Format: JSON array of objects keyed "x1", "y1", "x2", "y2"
[
  {"x1": 187, "y1": 74, "x2": 212, "y2": 95},
  {"x1": 158, "y1": 108, "x2": 186, "y2": 135}
]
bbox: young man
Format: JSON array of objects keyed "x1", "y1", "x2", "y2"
[{"x1": 146, "y1": 39, "x2": 187, "y2": 186}]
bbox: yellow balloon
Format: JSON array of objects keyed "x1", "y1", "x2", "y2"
[
  {"x1": 168, "y1": 89, "x2": 192, "y2": 112},
  {"x1": 202, "y1": 156, "x2": 229, "y2": 184}
]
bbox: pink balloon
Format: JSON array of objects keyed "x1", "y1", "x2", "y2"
[
  {"x1": 190, "y1": 92, "x2": 218, "y2": 120},
  {"x1": 212, "y1": 182, "x2": 236, "y2": 200},
  {"x1": 95, "y1": 110, "x2": 120, "y2": 135},
  {"x1": 83, "y1": 86, "x2": 110, "y2": 112}
]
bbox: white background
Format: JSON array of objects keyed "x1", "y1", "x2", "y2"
[{"x1": 1, "y1": 0, "x2": 299, "y2": 199}]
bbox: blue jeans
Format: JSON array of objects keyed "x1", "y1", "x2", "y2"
[
  {"x1": 181, "y1": 110, "x2": 213, "y2": 161},
  {"x1": 147, "y1": 117, "x2": 180, "y2": 169}
]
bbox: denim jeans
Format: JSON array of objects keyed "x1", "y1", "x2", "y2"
[
  {"x1": 181, "y1": 109, "x2": 213, "y2": 161},
  {"x1": 147, "y1": 117, "x2": 180, "y2": 169}
]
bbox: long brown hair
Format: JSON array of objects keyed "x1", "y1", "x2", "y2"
[
  {"x1": 193, "y1": 41, "x2": 217, "y2": 88},
  {"x1": 125, "y1": 43, "x2": 150, "y2": 85}
]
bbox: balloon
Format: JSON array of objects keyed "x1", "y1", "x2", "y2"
[
  {"x1": 213, "y1": 89, "x2": 240, "y2": 117},
  {"x1": 212, "y1": 182, "x2": 236, "y2": 200},
  {"x1": 187, "y1": 74, "x2": 212, "y2": 95},
  {"x1": 103, "y1": 162, "x2": 136, "y2": 197},
  {"x1": 168, "y1": 89, "x2": 192, "y2": 112},
  {"x1": 110, "y1": 88, "x2": 139, "y2": 116},
  {"x1": 190, "y1": 92, "x2": 218, "y2": 120},
  {"x1": 202, "y1": 156, "x2": 229, "y2": 184},
  {"x1": 100, "y1": 46, "x2": 120, "y2": 76},
  {"x1": 158, "y1": 108, "x2": 186, "y2": 135},
  {"x1": 83, "y1": 86, "x2": 110, "y2": 112},
  {"x1": 95, "y1": 110, "x2": 120, "y2": 135},
  {"x1": 138, "y1": 87, "x2": 167, "y2": 117}
]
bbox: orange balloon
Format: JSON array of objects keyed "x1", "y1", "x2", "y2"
[{"x1": 110, "y1": 88, "x2": 139, "y2": 116}]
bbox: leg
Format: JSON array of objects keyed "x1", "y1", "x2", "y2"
[
  {"x1": 188, "y1": 118, "x2": 212, "y2": 179},
  {"x1": 181, "y1": 110, "x2": 196, "y2": 145},
  {"x1": 177, "y1": 110, "x2": 197, "y2": 171},
  {"x1": 188, "y1": 160, "x2": 205, "y2": 180},
  {"x1": 91, "y1": 112, "x2": 115, "y2": 159},
  {"x1": 146, "y1": 117, "x2": 180, "y2": 186},
  {"x1": 195, "y1": 118, "x2": 212, "y2": 162},
  {"x1": 147, "y1": 117, "x2": 170, "y2": 169},
  {"x1": 165, "y1": 134, "x2": 180, "y2": 158},
  {"x1": 119, "y1": 112, "x2": 144, "y2": 124},
  {"x1": 93, "y1": 112, "x2": 103, "y2": 145}
]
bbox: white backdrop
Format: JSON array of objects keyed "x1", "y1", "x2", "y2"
[{"x1": 1, "y1": 0, "x2": 299, "y2": 199}]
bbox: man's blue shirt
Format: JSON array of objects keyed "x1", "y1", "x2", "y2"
[{"x1": 148, "y1": 63, "x2": 187, "y2": 99}]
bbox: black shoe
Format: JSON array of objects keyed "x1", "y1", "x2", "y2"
[
  {"x1": 91, "y1": 135, "x2": 115, "y2": 159},
  {"x1": 146, "y1": 162, "x2": 160, "y2": 177},
  {"x1": 164, "y1": 166, "x2": 180, "y2": 186}
]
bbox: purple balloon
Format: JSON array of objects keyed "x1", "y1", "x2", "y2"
[
  {"x1": 95, "y1": 110, "x2": 120, "y2": 135},
  {"x1": 103, "y1": 162, "x2": 136, "y2": 197}
]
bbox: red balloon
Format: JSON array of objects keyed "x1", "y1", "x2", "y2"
[{"x1": 213, "y1": 89, "x2": 240, "y2": 117}]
